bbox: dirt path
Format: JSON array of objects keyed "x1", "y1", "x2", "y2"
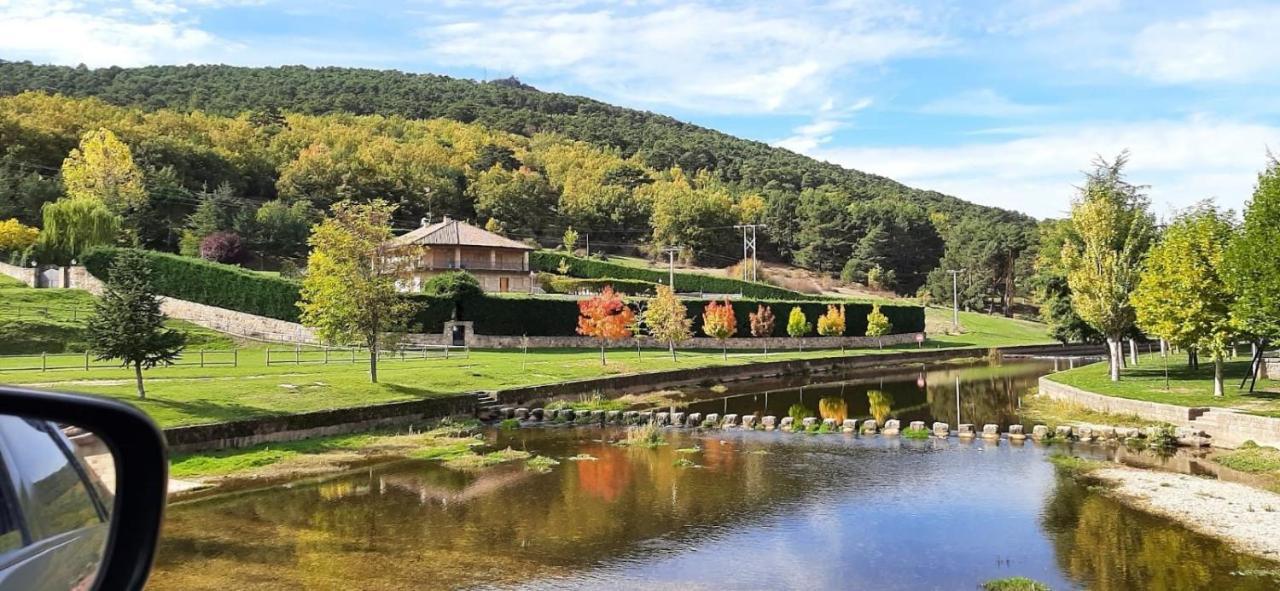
[{"x1": 1092, "y1": 466, "x2": 1280, "y2": 560}]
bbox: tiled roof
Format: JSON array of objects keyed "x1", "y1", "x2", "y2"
[{"x1": 388, "y1": 218, "x2": 534, "y2": 250}]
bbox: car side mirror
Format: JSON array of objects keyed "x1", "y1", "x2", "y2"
[{"x1": 0, "y1": 386, "x2": 167, "y2": 591}]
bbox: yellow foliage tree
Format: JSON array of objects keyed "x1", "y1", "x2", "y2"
[
  {"x1": 61, "y1": 128, "x2": 147, "y2": 215},
  {"x1": 0, "y1": 218, "x2": 39, "y2": 254}
]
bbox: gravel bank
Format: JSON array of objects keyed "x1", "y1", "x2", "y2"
[{"x1": 1092, "y1": 466, "x2": 1280, "y2": 559}]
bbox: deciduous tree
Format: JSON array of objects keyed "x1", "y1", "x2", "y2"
[
  {"x1": 61, "y1": 128, "x2": 147, "y2": 216},
  {"x1": 644, "y1": 285, "x2": 692, "y2": 361},
  {"x1": 786, "y1": 306, "x2": 811, "y2": 349},
  {"x1": 865, "y1": 303, "x2": 892, "y2": 347},
  {"x1": 37, "y1": 197, "x2": 120, "y2": 265},
  {"x1": 816, "y1": 304, "x2": 846, "y2": 337},
  {"x1": 1133, "y1": 202, "x2": 1237, "y2": 395},
  {"x1": 1224, "y1": 158, "x2": 1280, "y2": 346},
  {"x1": 576, "y1": 285, "x2": 634, "y2": 365},
  {"x1": 299, "y1": 199, "x2": 413, "y2": 383},
  {"x1": 1061, "y1": 153, "x2": 1155, "y2": 381},
  {"x1": 0, "y1": 218, "x2": 38, "y2": 256},
  {"x1": 702, "y1": 299, "x2": 737, "y2": 359},
  {"x1": 749, "y1": 304, "x2": 775, "y2": 355},
  {"x1": 85, "y1": 249, "x2": 185, "y2": 399}
]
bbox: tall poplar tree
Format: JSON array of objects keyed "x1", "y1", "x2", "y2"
[{"x1": 1224, "y1": 158, "x2": 1280, "y2": 347}]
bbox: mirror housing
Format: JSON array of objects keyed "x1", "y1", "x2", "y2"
[{"x1": 0, "y1": 386, "x2": 167, "y2": 591}]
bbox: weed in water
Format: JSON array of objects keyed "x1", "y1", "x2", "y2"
[
  {"x1": 902, "y1": 426, "x2": 930, "y2": 439},
  {"x1": 567, "y1": 454, "x2": 598, "y2": 461},
  {"x1": 442, "y1": 447, "x2": 531, "y2": 470},
  {"x1": 1048, "y1": 454, "x2": 1107, "y2": 476},
  {"x1": 982, "y1": 576, "x2": 1051, "y2": 591},
  {"x1": 525, "y1": 455, "x2": 560, "y2": 473},
  {"x1": 675, "y1": 446, "x2": 701, "y2": 454},
  {"x1": 618, "y1": 421, "x2": 667, "y2": 447},
  {"x1": 673, "y1": 458, "x2": 698, "y2": 468},
  {"x1": 498, "y1": 418, "x2": 520, "y2": 431}
]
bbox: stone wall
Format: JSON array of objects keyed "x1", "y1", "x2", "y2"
[
  {"x1": 163, "y1": 394, "x2": 477, "y2": 452},
  {"x1": 1038, "y1": 377, "x2": 1205, "y2": 424},
  {"x1": 157, "y1": 296, "x2": 319, "y2": 343},
  {"x1": 405, "y1": 329, "x2": 925, "y2": 350},
  {"x1": 0, "y1": 260, "x2": 35, "y2": 286}
]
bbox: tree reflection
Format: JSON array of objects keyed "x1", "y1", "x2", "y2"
[
  {"x1": 818, "y1": 397, "x2": 848, "y2": 424},
  {"x1": 866, "y1": 390, "x2": 893, "y2": 424},
  {"x1": 1043, "y1": 475, "x2": 1279, "y2": 591}
]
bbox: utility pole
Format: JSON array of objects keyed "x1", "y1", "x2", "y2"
[
  {"x1": 734, "y1": 224, "x2": 766, "y2": 282},
  {"x1": 584, "y1": 232, "x2": 589, "y2": 258},
  {"x1": 662, "y1": 246, "x2": 681, "y2": 291},
  {"x1": 948, "y1": 269, "x2": 965, "y2": 334}
]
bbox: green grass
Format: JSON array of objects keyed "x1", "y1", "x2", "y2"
[
  {"x1": 1048, "y1": 454, "x2": 1108, "y2": 476},
  {"x1": 1047, "y1": 351, "x2": 1280, "y2": 417},
  {"x1": 982, "y1": 577, "x2": 1051, "y2": 591},
  {"x1": 0, "y1": 275, "x2": 26, "y2": 288},
  {"x1": 1216, "y1": 443, "x2": 1280, "y2": 474},
  {"x1": 169, "y1": 432, "x2": 379, "y2": 478},
  {"x1": 1020, "y1": 394, "x2": 1159, "y2": 429},
  {"x1": 925, "y1": 306, "x2": 1055, "y2": 347}
]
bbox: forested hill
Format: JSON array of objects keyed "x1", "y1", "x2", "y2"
[
  {"x1": 0, "y1": 61, "x2": 1020, "y2": 224},
  {"x1": 0, "y1": 61, "x2": 1037, "y2": 304}
]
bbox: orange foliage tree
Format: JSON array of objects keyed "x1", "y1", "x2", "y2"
[
  {"x1": 576, "y1": 286, "x2": 635, "y2": 365},
  {"x1": 702, "y1": 299, "x2": 737, "y2": 360}
]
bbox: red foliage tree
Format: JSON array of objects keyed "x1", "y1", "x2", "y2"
[
  {"x1": 199, "y1": 231, "x2": 249, "y2": 265},
  {"x1": 576, "y1": 286, "x2": 635, "y2": 365}
]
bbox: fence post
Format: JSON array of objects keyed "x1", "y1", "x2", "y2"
[
  {"x1": 200, "y1": 349, "x2": 205, "y2": 368},
  {"x1": 295, "y1": 344, "x2": 300, "y2": 365},
  {"x1": 444, "y1": 345, "x2": 449, "y2": 360},
  {"x1": 324, "y1": 347, "x2": 329, "y2": 364},
  {"x1": 41, "y1": 351, "x2": 46, "y2": 372},
  {"x1": 266, "y1": 348, "x2": 270, "y2": 366},
  {"x1": 233, "y1": 348, "x2": 238, "y2": 368},
  {"x1": 85, "y1": 350, "x2": 89, "y2": 371}
]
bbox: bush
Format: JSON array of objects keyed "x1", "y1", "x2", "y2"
[
  {"x1": 82, "y1": 247, "x2": 303, "y2": 322},
  {"x1": 531, "y1": 250, "x2": 810, "y2": 300},
  {"x1": 982, "y1": 578, "x2": 1050, "y2": 591},
  {"x1": 199, "y1": 232, "x2": 249, "y2": 265},
  {"x1": 538, "y1": 273, "x2": 657, "y2": 296},
  {"x1": 422, "y1": 270, "x2": 483, "y2": 299}
]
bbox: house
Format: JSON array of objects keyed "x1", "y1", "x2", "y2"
[{"x1": 385, "y1": 216, "x2": 534, "y2": 293}]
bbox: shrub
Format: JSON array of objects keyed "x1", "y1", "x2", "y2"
[
  {"x1": 531, "y1": 250, "x2": 809, "y2": 300},
  {"x1": 538, "y1": 273, "x2": 657, "y2": 296},
  {"x1": 199, "y1": 231, "x2": 249, "y2": 265},
  {"x1": 422, "y1": 270, "x2": 483, "y2": 299},
  {"x1": 982, "y1": 577, "x2": 1050, "y2": 591},
  {"x1": 0, "y1": 218, "x2": 38, "y2": 255}
]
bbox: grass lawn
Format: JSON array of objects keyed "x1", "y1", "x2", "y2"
[
  {"x1": 924, "y1": 306, "x2": 1054, "y2": 347},
  {"x1": 1047, "y1": 351, "x2": 1280, "y2": 417}
]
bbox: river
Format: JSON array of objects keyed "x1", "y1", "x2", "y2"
[{"x1": 147, "y1": 357, "x2": 1280, "y2": 590}]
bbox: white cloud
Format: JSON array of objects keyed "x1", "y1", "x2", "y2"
[
  {"x1": 919, "y1": 89, "x2": 1047, "y2": 118},
  {"x1": 803, "y1": 116, "x2": 1279, "y2": 218},
  {"x1": 775, "y1": 97, "x2": 873, "y2": 153},
  {"x1": 422, "y1": 2, "x2": 943, "y2": 113},
  {"x1": 0, "y1": 0, "x2": 219, "y2": 67},
  {"x1": 1130, "y1": 7, "x2": 1280, "y2": 83}
]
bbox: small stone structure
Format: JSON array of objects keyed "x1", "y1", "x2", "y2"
[
  {"x1": 860, "y1": 419, "x2": 877, "y2": 435},
  {"x1": 981, "y1": 424, "x2": 999, "y2": 440},
  {"x1": 762, "y1": 416, "x2": 777, "y2": 430},
  {"x1": 723, "y1": 414, "x2": 739, "y2": 427},
  {"x1": 1008, "y1": 425, "x2": 1026, "y2": 441},
  {"x1": 779, "y1": 417, "x2": 794, "y2": 431},
  {"x1": 842, "y1": 419, "x2": 858, "y2": 433},
  {"x1": 741, "y1": 415, "x2": 757, "y2": 429},
  {"x1": 932, "y1": 422, "x2": 949, "y2": 437},
  {"x1": 957, "y1": 424, "x2": 975, "y2": 438},
  {"x1": 882, "y1": 420, "x2": 900, "y2": 436}
]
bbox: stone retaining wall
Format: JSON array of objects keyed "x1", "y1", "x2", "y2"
[
  {"x1": 0, "y1": 260, "x2": 36, "y2": 286},
  {"x1": 163, "y1": 394, "x2": 476, "y2": 453},
  {"x1": 1038, "y1": 377, "x2": 1205, "y2": 424},
  {"x1": 157, "y1": 296, "x2": 318, "y2": 343}
]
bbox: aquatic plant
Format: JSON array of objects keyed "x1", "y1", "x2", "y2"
[
  {"x1": 982, "y1": 577, "x2": 1050, "y2": 591},
  {"x1": 443, "y1": 447, "x2": 531, "y2": 470},
  {"x1": 567, "y1": 453, "x2": 598, "y2": 461},
  {"x1": 787, "y1": 403, "x2": 812, "y2": 424},
  {"x1": 675, "y1": 446, "x2": 701, "y2": 454},
  {"x1": 1048, "y1": 454, "x2": 1107, "y2": 477},
  {"x1": 498, "y1": 418, "x2": 520, "y2": 431},
  {"x1": 1149, "y1": 424, "x2": 1179, "y2": 451},
  {"x1": 526, "y1": 456, "x2": 560, "y2": 473},
  {"x1": 902, "y1": 426, "x2": 930, "y2": 439},
  {"x1": 673, "y1": 458, "x2": 697, "y2": 468},
  {"x1": 618, "y1": 422, "x2": 666, "y2": 447}
]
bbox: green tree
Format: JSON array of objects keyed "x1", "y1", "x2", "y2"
[
  {"x1": 786, "y1": 306, "x2": 811, "y2": 345},
  {"x1": 298, "y1": 199, "x2": 413, "y2": 383},
  {"x1": 1062, "y1": 153, "x2": 1156, "y2": 381},
  {"x1": 1223, "y1": 158, "x2": 1280, "y2": 344},
  {"x1": 36, "y1": 197, "x2": 120, "y2": 265},
  {"x1": 85, "y1": 249, "x2": 186, "y2": 398},
  {"x1": 252, "y1": 198, "x2": 314, "y2": 260},
  {"x1": 562, "y1": 227, "x2": 579, "y2": 252},
  {"x1": 866, "y1": 303, "x2": 891, "y2": 346},
  {"x1": 644, "y1": 285, "x2": 692, "y2": 361},
  {"x1": 646, "y1": 170, "x2": 738, "y2": 265},
  {"x1": 1033, "y1": 218, "x2": 1101, "y2": 344},
  {"x1": 1132, "y1": 203, "x2": 1237, "y2": 395},
  {"x1": 470, "y1": 167, "x2": 558, "y2": 237},
  {"x1": 61, "y1": 128, "x2": 147, "y2": 215}
]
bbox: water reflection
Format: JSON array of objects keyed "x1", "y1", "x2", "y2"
[{"x1": 152, "y1": 427, "x2": 1280, "y2": 590}]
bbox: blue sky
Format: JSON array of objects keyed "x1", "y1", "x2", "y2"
[{"x1": 3, "y1": 0, "x2": 1279, "y2": 219}]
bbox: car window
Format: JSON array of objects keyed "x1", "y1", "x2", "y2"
[
  {"x1": 0, "y1": 417, "x2": 102, "y2": 541},
  {"x1": 0, "y1": 460, "x2": 20, "y2": 556}
]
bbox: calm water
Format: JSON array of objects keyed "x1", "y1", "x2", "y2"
[{"x1": 149, "y1": 359, "x2": 1280, "y2": 590}]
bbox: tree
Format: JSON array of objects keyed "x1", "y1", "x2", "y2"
[
  {"x1": 786, "y1": 306, "x2": 811, "y2": 349},
  {"x1": 1034, "y1": 218, "x2": 1101, "y2": 344},
  {"x1": 702, "y1": 299, "x2": 737, "y2": 359},
  {"x1": 1224, "y1": 158, "x2": 1280, "y2": 346},
  {"x1": 199, "y1": 231, "x2": 249, "y2": 265},
  {"x1": 924, "y1": 211, "x2": 1033, "y2": 315},
  {"x1": 252, "y1": 199, "x2": 314, "y2": 260},
  {"x1": 866, "y1": 303, "x2": 892, "y2": 347},
  {"x1": 647, "y1": 170, "x2": 738, "y2": 265},
  {"x1": 85, "y1": 250, "x2": 185, "y2": 398},
  {"x1": 36, "y1": 197, "x2": 120, "y2": 265},
  {"x1": 180, "y1": 183, "x2": 249, "y2": 257},
  {"x1": 61, "y1": 128, "x2": 147, "y2": 216},
  {"x1": 1133, "y1": 203, "x2": 1238, "y2": 395},
  {"x1": 1061, "y1": 153, "x2": 1155, "y2": 380},
  {"x1": 298, "y1": 199, "x2": 413, "y2": 383},
  {"x1": 644, "y1": 285, "x2": 692, "y2": 361},
  {"x1": 470, "y1": 167, "x2": 558, "y2": 237},
  {"x1": 562, "y1": 227, "x2": 579, "y2": 252},
  {"x1": 0, "y1": 218, "x2": 38, "y2": 256},
  {"x1": 576, "y1": 285, "x2": 634, "y2": 365},
  {"x1": 817, "y1": 304, "x2": 846, "y2": 337},
  {"x1": 749, "y1": 304, "x2": 776, "y2": 355}
]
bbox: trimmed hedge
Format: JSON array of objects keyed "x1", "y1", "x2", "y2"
[
  {"x1": 83, "y1": 247, "x2": 303, "y2": 322},
  {"x1": 538, "y1": 273, "x2": 657, "y2": 296},
  {"x1": 531, "y1": 251, "x2": 813, "y2": 301},
  {"x1": 405, "y1": 293, "x2": 455, "y2": 334}
]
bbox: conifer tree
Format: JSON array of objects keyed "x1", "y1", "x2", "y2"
[{"x1": 86, "y1": 250, "x2": 185, "y2": 399}]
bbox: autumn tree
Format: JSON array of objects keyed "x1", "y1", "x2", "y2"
[
  {"x1": 1224, "y1": 158, "x2": 1280, "y2": 351},
  {"x1": 816, "y1": 304, "x2": 846, "y2": 337},
  {"x1": 786, "y1": 306, "x2": 811, "y2": 349},
  {"x1": 866, "y1": 303, "x2": 892, "y2": 347},
  {"x1": 702, "y1": 299, "x2": 737, "y2": 360},
  {"x1": 749, "y1": 304, "x2": 776, "y2": 355},
  {"x1": 576, "y1": 285, "x2": 635, "y2": 365},
  {"x1": 61, "y1": 128, "x2": 147, "y2": 216},
  {"x1": 86, "y1": 250, "x2": 185, "y2": 399},
  {"x1": 644, "y1": 284, "x2": 692, "y2": 361},
  {"x1": 299, "y1": 199, "x2": 413, "y2": 383},
  {"x1": 0, "y1": 218, "x2": 38, "y2": 257},
  {"x1": 1133, "y1": 203, "x2": 1238, "y2": 395},
  {"x1": 563, "y1": 227, "x2": 579, "y2": 252},
  {"x1": 1062, "y1": 153, "x2": 1155, "y2": 381}
]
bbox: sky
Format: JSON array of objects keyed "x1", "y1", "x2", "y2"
[{"x1": 3, "y1": 0, "x2": 1279, "y2": 220}]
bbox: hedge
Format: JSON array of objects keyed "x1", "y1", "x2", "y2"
[
  {"x1": 538, "y1": 273, "x2": 657, "y2": 296},
  {"x1": 531, "y1": 251, "x2": 814, "y2": 301},
  {"x1": 82, "y1": 247, "x2": 303, "y2": 322}
]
